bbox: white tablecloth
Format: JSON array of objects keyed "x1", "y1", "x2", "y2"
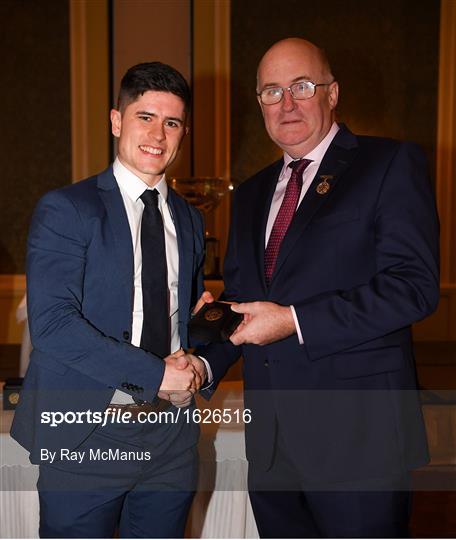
[
  {"x1": 0, "y1": 382, "x2": 259, "y2": 538},
  {"x1": 190, "y1": 383, "x2": 259, "y2": 538}
]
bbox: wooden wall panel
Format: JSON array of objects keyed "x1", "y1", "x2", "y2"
[
  {"x1": 0, "y1": 276, "x2": 26, "y2": 345},
  {"x1": 0, "y1": 0, "x2": 71, "y2": 274},
  {"x1": 230, "y1": 0, "x2": 440, "y2": 183},
  {"x1": 112, "y1": 0, "x2": 192, "y2": 178},
  {"x1": 70, "y1": 0, "x2": 110, "y2": 181},
  {"x1": 436, "y1": 0, "x2": 456, "y2": 285}
]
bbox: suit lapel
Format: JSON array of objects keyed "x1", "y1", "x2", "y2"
[
  {"x1": 99, "y1": 170, "x2": 193, "y2": 338},
  {"x1": 270, "y1": 126, "x2": 359, "y2": 287},
  {"x1": 97, "y1": 168, "x2": 134, "y2": 289},
  {"x1": 167, "y1": 188, "x2": 193, "y2": 319}
]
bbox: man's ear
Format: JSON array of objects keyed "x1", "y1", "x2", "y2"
[
  {"x1": 110, "y1": 109, "x2": 122, "y2": 137},
  {"x1": 328, "y1": 81, "x2": 339, "y2": 110}
]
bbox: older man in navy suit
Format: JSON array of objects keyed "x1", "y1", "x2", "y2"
[
  {"x1": 197, "y1": 38, "x2": 439, "y2": 537},
  {"x1": 12, "y1": 62, "x2": 213, "y2": 538}
]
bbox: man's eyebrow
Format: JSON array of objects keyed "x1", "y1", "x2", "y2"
[
  {"x1": 261, "y1": 75, "x2": 313, "y2": 89},
  {"x1": 165, "y1": 116, "x2": 184, "y2": 124},
  {"x1": 135, "y1": 110, "x2": 184, "y2": 124},
  {"x1": 291, "y1": 75, "x2": 313, "y2": 83},
  {"x1": 136, "y1": 110, "x2": 156, "y2": 116}
]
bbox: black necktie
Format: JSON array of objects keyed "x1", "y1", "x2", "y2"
[{"x1": 139, "y1": 189, "x2": 170, "y2": 358}]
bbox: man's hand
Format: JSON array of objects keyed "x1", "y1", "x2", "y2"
[
  {"x1": 165, "y1": 354, "x2": 208, "y2": 407},
  {"x1": 162, "y1": 390, "x2": 194, "y2": 408},
  {"x1": 157, "y1": 351, "x2": 207, "y2": 408},
  {"x1": 158, "y1": 349, "x2": 195, "y2": 394},
  {"x1": 183, "y1": 353, "x2": 207, "y2": 385},
  {"x1": 229, "y1": 301, "x2": 296, "y2": 346},
  {"x1": 192, "y1": 290, "x2": 214, "y2": 315}
]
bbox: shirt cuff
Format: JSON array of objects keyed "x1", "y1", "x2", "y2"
[
  {"x1": 198, "y1": 355, "x2": 214, "y2": 389},
  {"x1": 290, "y1": 305, "x2": 304, "y2": 345}
]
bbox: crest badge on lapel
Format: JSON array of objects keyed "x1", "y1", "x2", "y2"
[{"x1": 316, "y1": 175, "x2": 333, "y2": 195}]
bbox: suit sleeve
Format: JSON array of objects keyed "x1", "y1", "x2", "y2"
[
  {"x1": 193, "y1": 206, "x2": 206, "y2": 305},
  {"x1": 26, "y1": 190, "x2": 165, "y2": 402},
  {"x1": 295, "y1": 142, "x2": 440, "y2": 360},
  {"x1": 197, "y1": 191, "x2": 243, "y2": 398}
]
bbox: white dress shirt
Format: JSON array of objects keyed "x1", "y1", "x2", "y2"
[
  {"x1": 111, "y1": 157, "x2": 179, "y2": 404},
  {"x1": 265, "y1": 122, "x2": 340, "y2": 344}
]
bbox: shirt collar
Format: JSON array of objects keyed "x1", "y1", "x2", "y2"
[
  {"x1": 282, "y1": 121, "x2": 340, "y2": 170},
  {"x1": 113, "y1": 157, "x2": 168, "y2": 203}
]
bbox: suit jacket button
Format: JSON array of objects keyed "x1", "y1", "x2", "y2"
[{"x1": 123, "y1": 331, "x2": 130, "y2": 341}]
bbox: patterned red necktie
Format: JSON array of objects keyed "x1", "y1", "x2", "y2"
[{"x1": 264, "y1": 159, "x2": 312, "y2": 285}]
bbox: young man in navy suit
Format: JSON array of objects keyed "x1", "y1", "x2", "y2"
[
  {"x1": 197, "y1": 38, "x2": 440, "y2": 537},
  {"x1": 12, "y1": 62, "x2": 213, "y2": 538}
]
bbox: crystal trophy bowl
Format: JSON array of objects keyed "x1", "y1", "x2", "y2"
[{"x1": 169, "y1": 177, "x2": 233, "y2": 277}]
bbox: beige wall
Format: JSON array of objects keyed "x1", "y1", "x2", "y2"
[
  {"x1": 70, "y1": 0, "x2": 110, "y2": 182},
  {"x1": 112, "y1": 0, "x2": 192, "y2": 178},
  {"x1": 0, "y1": 276, "x2": 26, "y2": 345}
]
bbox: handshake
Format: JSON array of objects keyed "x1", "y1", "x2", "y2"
[
  {"x1": 157, "y1": 350, "x2": 208, "y2": 408},
  {"x1": 157, "y1": 290, "x2": 214, "y2": 408}
]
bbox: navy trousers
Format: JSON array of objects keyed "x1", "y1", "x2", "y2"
[
  {"x1": 248, "y1": 431, "x2": 411, "y2": 538},
  {"x1": 37, "y1": 409, "x2": 198, "y2": 538}
]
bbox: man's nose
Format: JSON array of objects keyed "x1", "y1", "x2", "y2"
[
  {"x1": 149, "y1": 123, "x2": 166, "y2": 141},
  {"x1": 281, "y1": 88, "x2": 296, "y2": 112}
]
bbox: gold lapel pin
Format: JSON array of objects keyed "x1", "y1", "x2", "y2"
[{"x1": 316, "y1": 175, "x2": 334, "y2": 195}]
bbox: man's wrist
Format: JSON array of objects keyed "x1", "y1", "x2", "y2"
[
  {"x1": 290, "y1": 305, "x2": 304, "y2": 344},
  {"x1": 198, "y1": 355, "x2": 213, "y2": 386}
]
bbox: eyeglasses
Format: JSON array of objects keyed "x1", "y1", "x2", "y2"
[{"x1": 257, "y1": 80, "x2": 335, "y2": 105}]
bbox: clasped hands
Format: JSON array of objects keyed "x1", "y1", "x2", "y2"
[
  {"x1": 157, "y1": 350, "x2": 207, "y2": 408},
  {"x1": 157, "y1": 291, "x2": 214, "y2": 408}
]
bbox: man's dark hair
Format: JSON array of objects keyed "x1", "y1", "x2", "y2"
[{"x1": 117, "y1": 62, "x2": 191, "y2": 113}]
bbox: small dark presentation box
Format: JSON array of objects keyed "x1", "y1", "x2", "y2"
[
  {"x1": 3, "y1": 377, "x2": 23, "y2": 410},
  {"x1": 188, "y1": 301, "x2": 243, "y2": 343}
]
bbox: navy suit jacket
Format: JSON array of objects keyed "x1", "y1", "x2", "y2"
[
  {"x1": 200, "y1": 125, "x2": 440, "y2": 486},
  {"x1": 11, "y1": 167, "x2": 205, "y2": 463}
]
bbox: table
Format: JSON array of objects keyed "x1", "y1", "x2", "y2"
[
  {"x1": 1, "y1": 405, "x2": 40, "y2": 538},
  {"x1": 0, "y1": 382, "x2": 258, "y2": 538},
  {"x1": 190, "y1": 383, "x2": 259, "y2": 538}
]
